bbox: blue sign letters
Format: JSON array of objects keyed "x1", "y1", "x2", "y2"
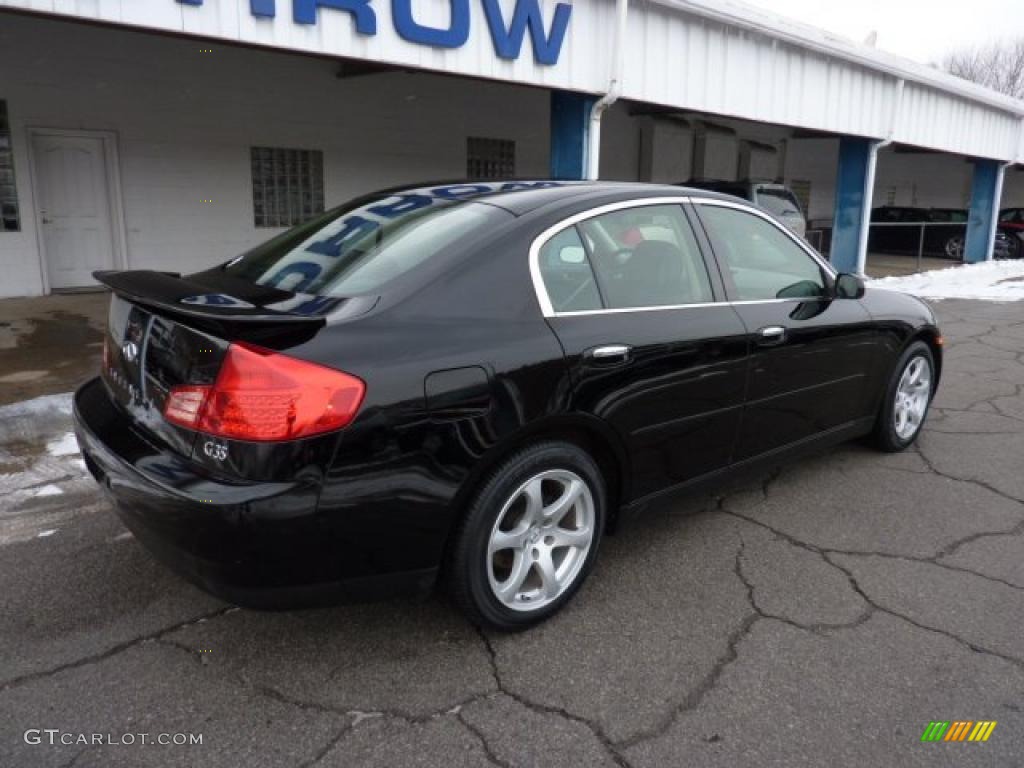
[
  {"x1": 392, "y1": 0, "x2": 470, "y2": 48},
  {"x1": 177, "y1": 0, "x2": 571, "y2": 65},
  {"x1": 292, "y1": 0, "x2": 376, "y2": 33}
]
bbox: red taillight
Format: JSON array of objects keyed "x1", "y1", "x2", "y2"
[
  {"x1": 163, "y1": 343, "x2": 365, "y2": 441},
  {"x1": 163, "y1": 385, "x2": 209, "y2": 428}
]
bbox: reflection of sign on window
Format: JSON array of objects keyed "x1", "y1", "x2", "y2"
[
  {"x1": 0, "y1": 101, "x2": 19, "y2": 232},
  {"x1": 177, "y1": 0, "x2": 572, "y2": 66},
  {"x1": 260, "y1": 181, "x2": 562, "y2": 292}
]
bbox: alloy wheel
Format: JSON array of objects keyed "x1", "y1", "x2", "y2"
[
  {"x1": 486, "y1": 469, "x2": 595, "y2": 612},
  {"x1": 894, "y1": 355, "x2": 932, "y2": 440},
  {"x1": 945, "y1": 236, "x2": 965, "y2": 260}
]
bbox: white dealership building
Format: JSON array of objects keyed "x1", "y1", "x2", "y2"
[{"x1": 0, "y1": 0, "x2": 1023, "y2": 298}]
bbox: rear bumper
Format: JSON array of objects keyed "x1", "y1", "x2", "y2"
[{"x1": 73, "y1": 378, "x2": 436, "y2": 608}]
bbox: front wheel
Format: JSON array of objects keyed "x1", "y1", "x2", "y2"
[
  {"x1": 1004, "y1": 234, "x2": 1022, "y2": 260},
  {"x1": 447, "y1": 442, "x2": 606, "y2": 631},
  {"x1": 872, "y1": 341, "x2": 935, "y2": 452},
  {"x1": 944, "y1": 235, "x2": 965, "y2": 261}
]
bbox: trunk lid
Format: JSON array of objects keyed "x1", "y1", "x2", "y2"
[{"x1": 96, "y1": 269, "x2": 362, "y2": 481}]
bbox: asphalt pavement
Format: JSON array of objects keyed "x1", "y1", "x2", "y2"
[{"x1": 2, "y1": 296, "x2": 1023, "y2": 767}]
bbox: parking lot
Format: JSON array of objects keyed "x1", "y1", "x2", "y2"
[{"x1": 2, "y1": 294, "x2": 1023, "y2": 767}]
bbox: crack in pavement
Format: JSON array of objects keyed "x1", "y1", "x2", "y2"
[
  {"x1": 820, "y1": 552, "x2": 1024, "y2": 672},
  {"x1": 614, "y1": 607, "x2": 760, "y2": 752},
  {"x1": 718, "y1": 497, "x2": 1024, "y2": 672},
  {"x1": 0, "y1": 606, "x2": 237, "y2": 692},
  {"x1": 613, "y1": 535, "x2": 869, "y2": 754},
  {"x1": 455, "y1": 702, "x2": 515, "y2": 768},
  {"x1": 916, "y1": 436, "x2": 1024, "y2": 499},
  {"x1": 733, "y1": 534, "x2": 875, "y2": 634},
  {"x1": 237, "y1": 677, "x2": 510, "y2": 768},
  {"x1": 295, "y1": 720, "x2": 356, "y2": 768},
  {"x1": 474, "y1": 626, "x2": 634, "y2": 768}
]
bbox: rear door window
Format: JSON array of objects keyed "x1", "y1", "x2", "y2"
[
  {"x1": 537, "y1": 204, "x2": 716, "y2": 313},
  {"x1": 577, "y1": 204, "x2": 715, "y2": 309}
]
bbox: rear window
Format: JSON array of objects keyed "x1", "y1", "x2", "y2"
[
  {"x1": 222, "y1": 194, "x2": 509, "y2": 296},
  {"x1": 755, "y1": 187, "x2": 802, "y2": 217}
]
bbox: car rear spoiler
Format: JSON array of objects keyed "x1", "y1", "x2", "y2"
[{"x1": 93, "y1": 270, "x2": 328, "y2": 327}]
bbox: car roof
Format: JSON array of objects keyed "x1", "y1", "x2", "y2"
[{"x1": 361, "y1": 179, "x2": 748, "y2": 216}]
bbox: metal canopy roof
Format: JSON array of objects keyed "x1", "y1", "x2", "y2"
[{"x1": 3, "y1": 0, "x2": 1022, "y2": 162}]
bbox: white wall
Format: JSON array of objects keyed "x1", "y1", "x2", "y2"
[
  {"x1": 783, "y1": 138, "x2": 838, "y2": 222},
  {"x1": 1002, "y1": 168, "x2": 1024, "y2": 208},
  {"x1": 872, "y1": 149, "x2": 973, "y2": 209},
  {"x1": 0, "y1": 13, "x2": 551, "y2": 297},
  {"x1": 598, "y1": 102, "x2": 641, "y2": 182}
]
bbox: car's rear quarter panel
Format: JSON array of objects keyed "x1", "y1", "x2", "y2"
[{"x1": 302, "y1": 231, "x2": 573, "y2": 582}]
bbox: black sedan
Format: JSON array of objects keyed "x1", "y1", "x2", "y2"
[{"x1": 74, "y1": 181, "x2": 942, "y2": 631}]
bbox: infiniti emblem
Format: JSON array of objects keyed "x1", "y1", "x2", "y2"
[{"x1": 121, "y1": 340, "x2": 139, "y2": 364}]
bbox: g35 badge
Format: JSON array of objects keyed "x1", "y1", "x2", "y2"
[{"x1": 203, "y1": 441, "x2": 228, "y2": 461}]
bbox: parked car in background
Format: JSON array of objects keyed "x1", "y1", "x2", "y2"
[
  {"x1": 996, "y1": 209, "x2": 1024, "y2": 259},
  {"x1": 869, "y1": 206, "x2": 1020, "y2": 261},
  {"x1": 680, "y1": 179, "x2": 807, "y2": 237},
  {"x1": 935, "y1": 208, "x2": 1021, "y2": 261},
  {"x1": 74, "y1": 181, "x2": 942, "y2": 631},
  {"x1": 869, "y1": 206, "x2": 954, "y2": 258}
]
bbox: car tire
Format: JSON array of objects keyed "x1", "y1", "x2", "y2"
[
  {"x1": 944, "y1": 235, "x2": 964, "y2": 261},
  {"x1": 872, "y1": 341, "x2": 935, "y2": 452},
  {"x1": 1006, "y1": 235, "x2": 1022, "y2": 260},
  {"x1": 447, "y1": 441, "x2": 606, "y2": 631}
]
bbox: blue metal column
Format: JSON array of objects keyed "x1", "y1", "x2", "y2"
[
  {"x1": 964, "y1": 159, "x2": 1004, "y2": 263},
  {"x1": 831, "y1": 137, "x2": 875, "y2": 274},
  {"x1": 550, "y1": 91, "x2": 595, "y2": 180}
]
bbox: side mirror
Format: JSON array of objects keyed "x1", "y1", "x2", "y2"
[{"x1": 834, "y1": 273, "x2": 865, "y2": 299}]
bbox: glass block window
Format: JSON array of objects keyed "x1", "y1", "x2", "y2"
[
  {"x1": 251, "y1": 147, "x2": 324, "y2": 228},
  {"x1": 0, "y1": 101, "x2": 20, "y2": 232},
  {"x1": 467, "y1": 137, "x2": 515, "y2": 180}
]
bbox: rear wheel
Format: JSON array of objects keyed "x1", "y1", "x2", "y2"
[
  {"x1": 872, "y1": 341, "x2": 935, "y2": 452},
  {"x1": 448, "y1": 442, "x2": 605, "y2": 631}
]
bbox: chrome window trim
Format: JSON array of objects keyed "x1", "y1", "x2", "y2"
[
  {"x1": 529, "y1": 196, "x2": 693, "y2": 318},
  {"x1": 528, "y1": 195, "x2": 836, "y2": 319}
]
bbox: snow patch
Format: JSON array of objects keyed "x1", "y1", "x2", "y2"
[
  {"x1": 36, "y1": 529, "x2": 57, "y2": 538},
  {"x1": 33, "y1": 484, "x2": 63, "y2": 497},
  {"x1": 870, "y1": 260, "x2": 1024, "y2": 302},
  {"x1": 0, "y1": 392, "x2": 73, "y2": 419},
  {"x1": 46, "y1": 432, "x2": 79, "y2": 458}
]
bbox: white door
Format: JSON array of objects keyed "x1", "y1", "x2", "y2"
[{"x1": 32, "y1": 134, "x2": 115, "y2": 289}]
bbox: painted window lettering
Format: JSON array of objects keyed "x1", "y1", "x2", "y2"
[{"x1": 177, "y1": 0, "x2": 572, "y2": 66}]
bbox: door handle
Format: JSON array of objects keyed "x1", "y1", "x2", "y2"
[
  {"x1": 756, "y1": 326, "x2": 787, "y2": 346},
  {"x1": 586, "y1": 344, "x2": 632, "y2": 364}
]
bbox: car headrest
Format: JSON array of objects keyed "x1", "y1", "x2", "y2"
[{"x1": 629, "y1": 240, "x2": 685, "y2": 284}]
